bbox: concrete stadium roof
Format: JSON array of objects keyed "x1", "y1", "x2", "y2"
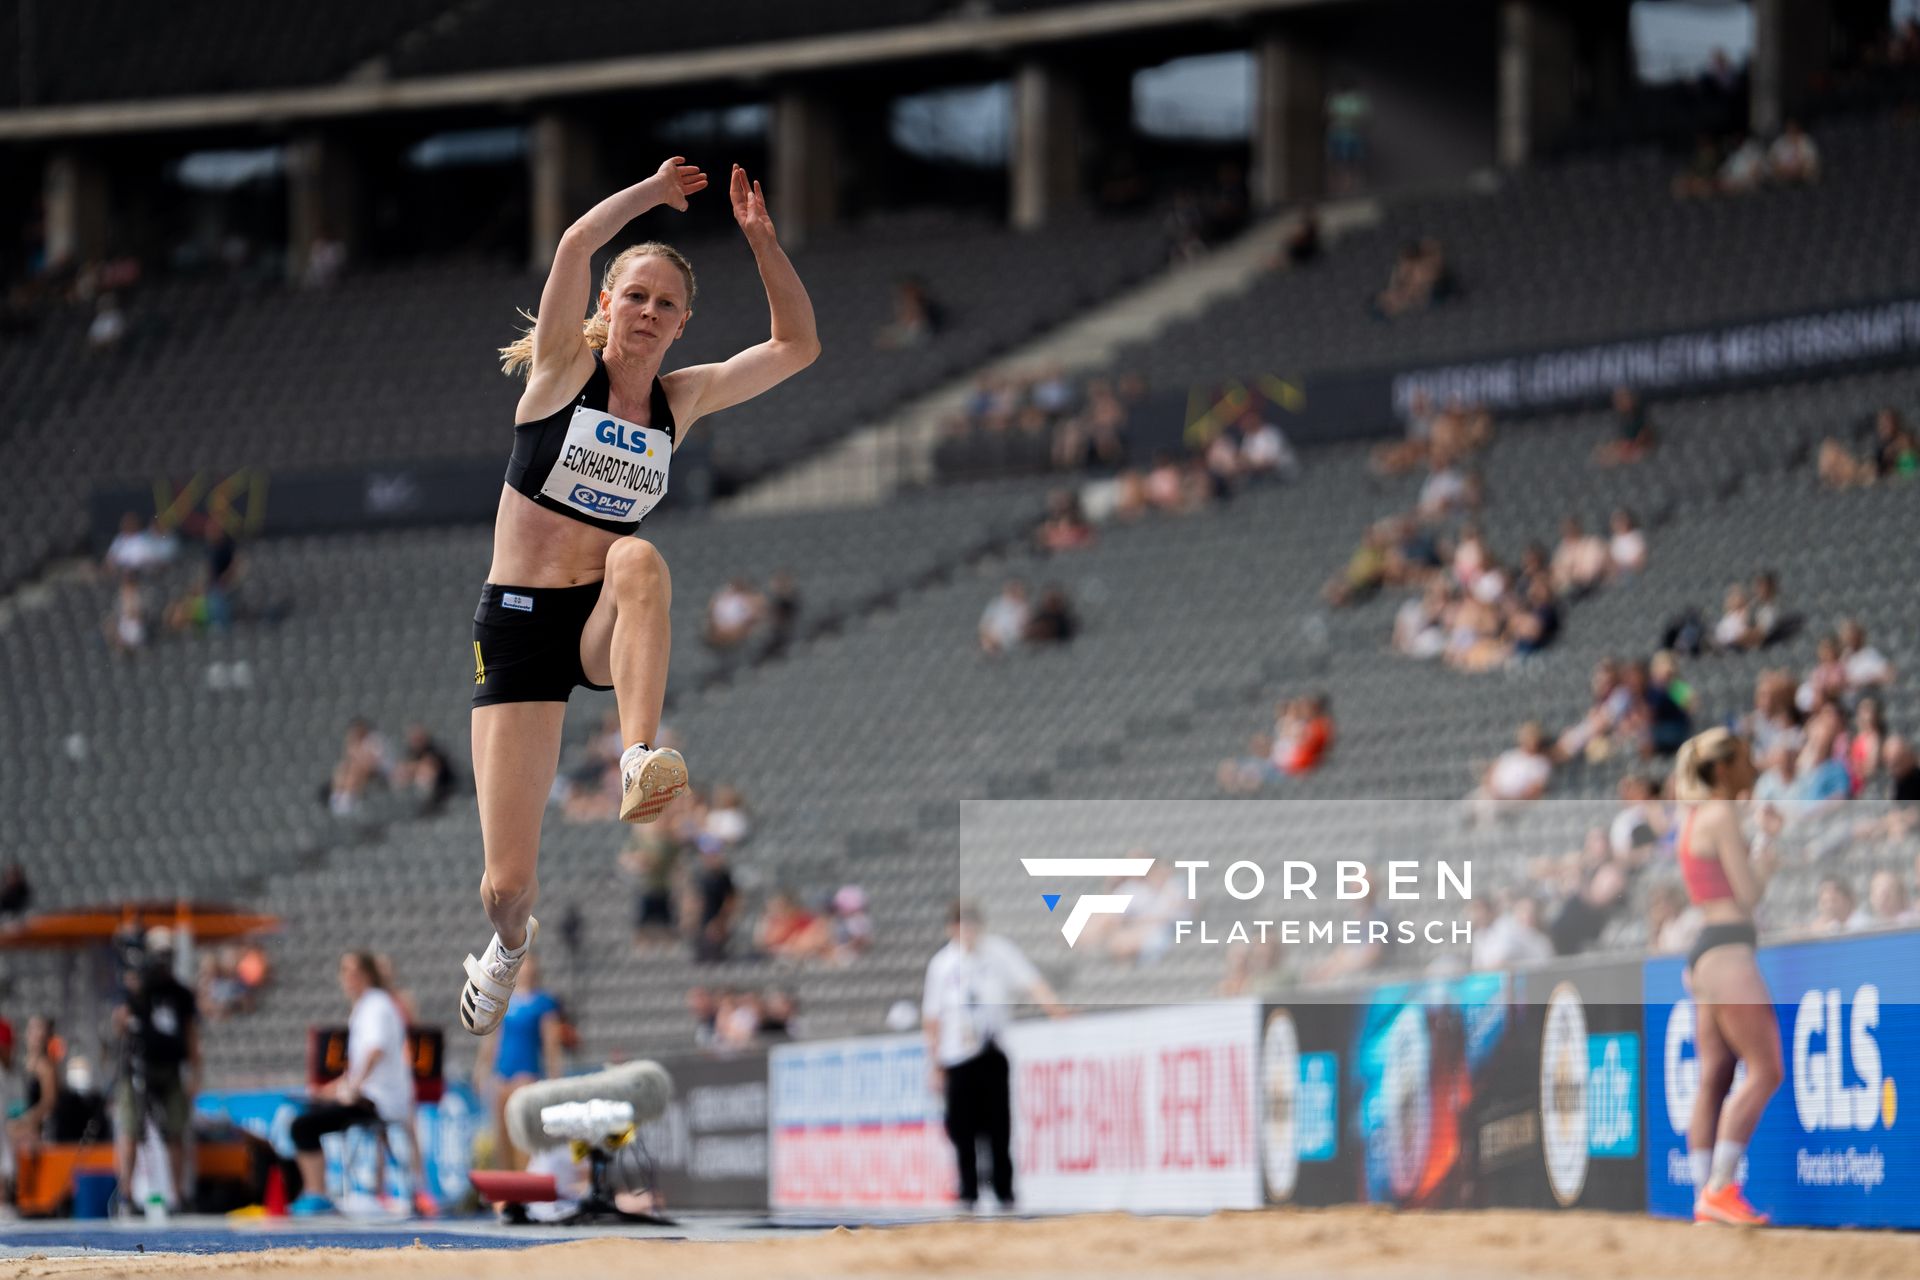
[{"x1": 0, "y1": 0, "x2": 1332, "y2": 142}]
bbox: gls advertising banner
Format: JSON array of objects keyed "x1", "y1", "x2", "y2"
[
  {"x1": 769, "y1": 1034, "x2": 955, "y2": 1211},
  {"x1": 1645, "y1": 929, "x2": 1919, "y2": 1227},
  {"x1": 1003, "y1": 1002, "x2": 1261, "y2": 1213}
]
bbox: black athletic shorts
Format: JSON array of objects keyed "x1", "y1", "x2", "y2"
[
  {"x1": 1686, "y1": 920, "x2": 1758, "y2": 972},
  {"x1": 471, "y1": 581, "x2": 614, "y2": 706}
]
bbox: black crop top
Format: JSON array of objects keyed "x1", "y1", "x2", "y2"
[{"x1": 505, "y1": 352, "x2": 677, "y2": 534}]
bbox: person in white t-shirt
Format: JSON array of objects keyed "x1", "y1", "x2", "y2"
[
  {"x1": 922, "y1": 902, "x2": 1063, "y2": 1211},
  {"x1": 288, "y1": 952, "x2": 413, "y2": 1214}
]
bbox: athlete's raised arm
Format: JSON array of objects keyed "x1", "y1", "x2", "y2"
[
  {"x1": 512, "y1": 157, "x2": 708, "y2": 382},
  {"x1": 670, "y1": 165, "x2": 821, "y2": 428}
]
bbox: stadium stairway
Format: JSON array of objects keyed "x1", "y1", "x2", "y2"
[{"x1": 726, "y1": 200, "x2": 1383, "y2": 514}]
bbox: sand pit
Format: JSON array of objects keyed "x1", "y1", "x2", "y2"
[{"x1": 4, "y1": 1208, "x2": 1913, "y2": 1280}]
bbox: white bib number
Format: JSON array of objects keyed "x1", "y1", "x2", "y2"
[{"x1": 538, "y1": 405, "x2": 670, "y2": 524}]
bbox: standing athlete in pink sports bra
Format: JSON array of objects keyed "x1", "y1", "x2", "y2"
[{"x1": 1672, "y1": 727, "x2": 1781, "y2": 1225}]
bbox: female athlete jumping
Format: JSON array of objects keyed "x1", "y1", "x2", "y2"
[
  {"x1": 460, "y1": 158, "x2": 819, "y2": 1034},
  {"x1": 1673, "y1": 727, "x2": 1782, "y2": 1226}
]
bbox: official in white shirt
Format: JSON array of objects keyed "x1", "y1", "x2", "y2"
[
  {"x1": 922, "y1": 901, "x2": 1063, "y2": 1211},
  {"x1": 288, "y1": 952, "x2": 413, "y2": 1213}
]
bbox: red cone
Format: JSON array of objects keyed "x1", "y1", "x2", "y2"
[{"x1": 264, "y1": 1164, "x2": 289, "y2": 1217}]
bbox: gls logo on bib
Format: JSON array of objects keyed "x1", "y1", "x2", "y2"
[{"x1": 539, "y1": 405, "x2": 670, "y2": 524}]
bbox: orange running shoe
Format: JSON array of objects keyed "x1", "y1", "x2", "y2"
[{"x1": 1695, "y1": 1183, "x2": 1769, "y2": 1226}]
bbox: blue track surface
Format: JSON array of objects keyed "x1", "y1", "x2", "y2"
[{"x1": 0, "y1": 1226, "x2": 612, "y2": 1254}]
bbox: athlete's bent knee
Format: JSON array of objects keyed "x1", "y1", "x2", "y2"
[
  {"x1": 480, "y1": 868, "x2": 536, "y2": 916},
  {"x1": 606, "y1": 539, "x2": 669, "y2": 598}
]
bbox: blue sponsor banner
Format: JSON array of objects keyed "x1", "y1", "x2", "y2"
[
  {"x1": 1588, "y1": 1033, "x2": 1639, "y2": 1159},
  {"x1": 1645, "y1": 929, "x2": 1919, "y2": 1227},
  {"x1": 1298, "y1": 1053, "x2": 1338, "y2": 1162},
  {"x1": 196, "y1": 1084, "x2": 480, "y2": 1209}
]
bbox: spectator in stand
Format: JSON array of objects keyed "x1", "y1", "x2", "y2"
[
  {"x1": 1749, "y1": 571, "x2": 1787, "y2": 646},
  {"x1": 1556, "y1": 658, "x2": 1627, "y2": 763},
  {"x1": 703, "y1": 784, "x2": 751, "y2": 848},
  {"x1": 1551, "y1": 516, "x2": 1610, "y2": 598},
  {"x1": 1646, "y1": 881, "x2": 1702, "y2": 956},
  {"x1": 1592, "y1": 386, "x2": 1655, "y2": 467},
  {"x1": 1023, "y1": 585, "x2": 1078, "y2": 646},
  {"x1": 1323, "y1": 523, "x2": 1390, "y2": 607},
  {"x1": 759, "y1": 989, "x2": 799, "y2": 1039},
  {"x1": 86, "y1": 292, "x2": 126, "y2": 350},
  {"x1": 1217, "y1": 731, "x2": 1280, "y2": 794},
  {"x1": 1100, "y1": 860, "x2": 1191, "y2": 967},
  {"x1": 327, "y1": 717, "x2": 391, "y2": 817},
  {"x1": 1838, "y1": 618, "x2": 1895, "y2": 692},
  {"x1": 1273, "y1": 695, "x2": 1336, "y2": 777},
  {"x1": 619, "y1": 815, "x2": 683, "y2": 948},
  {"x1": 1847, "y1": 697, "x2": 1888, "y2": 789},
  {"x1": 760, "y1": 571, "x2": 800, "y2": 659},
  {"x1": 394, "y1": 723, "x2": 457, "y2": 812},
  {"x1": 0, "y1": 863, "x2": 31, "y2": 919},
  {"x1": 704, "y1": 578, "x2": 765, "y2": 652},
  {"x1": 873, "y1": 276, "x2": 941, "y2": 349},
  {"x1": 1507, "y1": 577, "x2": 1564, "y2": 661},
  {"x1": 1868, "y1": 408, "x2": 1919, "y2": 479},
  {"x1": 1610, "y1": 774, "x2": 1671, "y2": 860},
  {"x1": 1237, "y1": 407, "x2": 1298, "y2": 481},
  {"x1": 1473, "y1": 892, "x2": 1555, "y2": 969},
  {"x1": 1809, "y1": 875, "x2": 1864, "y2": 935},
  {"x1": 1768, "y1": 120, "x2": 1820, "y2": 185},
  {"x1": 1745, "y1": 669, "x2": 1804, "y2": 757},
  {"x1": 1797, "y1": 635, "x2": 1849, "y2": 714},
  {"x1": 104, "y1": 575, "x2": 151, "y2": 655},
  {"x1": 1036, "y1": 490, "x2": 1095, "y2": 554},
  {"x1": 978, "y1": 580, "x2": 1030, "y2": 656},
  {"x1": 688, "y1": 835, "x2": 739, "y2": 964},
  {"x1": 1883, "y1": 735, "x2": 1920, "y2": 803},
  {"x1": 1371, "y1": 238, "x2": 1454, "y2": 319},
  {"x1": 830, "y1": 885, "x2": 875, "y2": 963},
  {"x1": 1393, "y1": 581, "x2": 1453, "y2": 660},
  {"x1": 103, "y1": 513, "x2": 175, "y2": 578},
  {"x1": 1144, "y1": 451, "x2": 1188, "y2": 512},
  {"x1": 1864, "y1": 869, "x2": 1916, "y2": 929},
  {"x1": 1607, "y1": 508, "x2": 1648, "y2": 579},
  {"x1": 165, "y1": 521, "x2": 242, "y2": 634},
  {"x1": 1282, "y1": 207, "x2": 1322, "y2": 267},
  {"x1": 1468, "y1": 722, "x2": 1554, "y2": 824},
  {"x1": 1797, "y1": 705, "x2": 1857, "y2": 802},
  {"x1": 1712, "y1": 583, "x2": 1757, "y2": 651},
  {"x1": 1672, "y1": 134, "x2": 1722, "y2": 199},
  {"x1": 687, "y1": 986, "x2": 719, "y2": 1048},
  {"x1": 754, "y1": 889, "x2": 826, "y2": 961},
  {"x1": 1718, "y1": 133, "x2": 1769, "y2": 193}
]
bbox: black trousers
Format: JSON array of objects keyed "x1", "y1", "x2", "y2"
[
  {"x1": 290, "y1": 1098, "x2": 381, "y2": 1152},
  {"x1": 943, "y1": 1042, "x2": 1013, "y2": 1205}
]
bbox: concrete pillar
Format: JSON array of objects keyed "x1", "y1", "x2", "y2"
[
  {"x1": 1253, "y1": 33, "x2": 1326, "y2": 210},
  {"x1": 286, "y1": 131, "x2": 362, "y2": 283},
  {"x1": 1751, "y1": 0, "x2": 1831, "y2": 135},
  {"x1": 1498, "y1": 0, "x2": 1578, "y2": 168},
  {"x1": 1010, "y1": 62, "x2": 1083, "y2": 231},
  {"x1": 772, "y1": 91, "x2": 841, "y2": 249},
  {"x1": 528, "y1": 112, "x2": 602, "y2": 271},
  {"x1": 43, "y1": 149, "x2": 110, "y2": 267}
]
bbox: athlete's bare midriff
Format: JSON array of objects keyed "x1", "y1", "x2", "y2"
[{"x1": 486, "y1": 485, "x2": 622, "y2": 587}]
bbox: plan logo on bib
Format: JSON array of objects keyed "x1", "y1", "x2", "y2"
[
  {"x1": 570, "y1": 485, "x2": 638, "y2": 518},
  {"x1": 1021, "y1": 855, "x2": 1154, "y2": 946}
]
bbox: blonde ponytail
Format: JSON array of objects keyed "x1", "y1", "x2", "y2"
[
  {"x1": 1674, "y1": 727, "x2": 1738, "y2": 804},
  {"x1": 499, "y1": 241, "x2": 698, "y2": 379}
]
